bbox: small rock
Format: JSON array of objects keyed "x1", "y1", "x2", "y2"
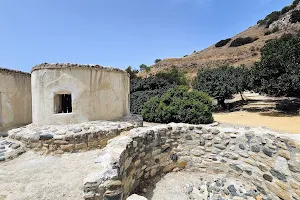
[
  {"x1": 73, "y1": 128, "x2": 82, "y2": 133},
  {"x1": 39, "y1": 133, "x2": 53, "y2": 140},
  {"x1": 214, "y1": 144, "x2": 226, "y2": 150},
  {"x1": 278, "y1": 150, "x2": 291, "y2": 160},
  {"x1": 0, "y1": 145, "x2": 5, "y2": 149},
  {"x1": 228, "y1": 185, "x2": 238, "y2": 196},
  {"x1": 270, "y1": 169, "x2": 287, "y2": 182},
  {"x1": 0, "y1": 156, "x2": 5, "y2": 162},
  {"x1": 263, "y1": 174, "x2": 273, "y2": 182},
  {"x1": 210, "y1": 129, "x2": 220, "y2": 135},
  {"x1": 251, "y1": 144, "x2": 260, "y2": 153},
  {"x1": 262, "y1": 147, "x2": 273, "y2": 157},
  {"x1": 239, "y1": 144, "x2": 245, "y2": 150}
]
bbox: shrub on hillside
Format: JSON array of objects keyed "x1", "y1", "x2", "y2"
[
  {"x1": 215, "y1": 38, "x2": 231, "y2": 48},
  {"x1": 141, "y1": 86, "x2": 214, "y2": 124},
  {"x1": 229, "y1": 37, "x2": 258, "y2": 47},
  {"x1": 156, "y1": 67, "x2": 188, "y2": 86},
  {"x1": 257, "y1": 11, "x2": 281, "y2": 27},
  {"x1": 281, "y1": 6, "x2": 291, "y2": 15},
  {"x1": 290, "y1": 10, "x2": 300, "y2": 23},
  {"x1": 125, "y1": 66, "x2": 139, "y2": 79},
  {"x1": 264, "y1": 26, "x2": 279, "y2": 35},
  {"x1": 155, "y1": 59, "x2": 161, "y2": 63}
]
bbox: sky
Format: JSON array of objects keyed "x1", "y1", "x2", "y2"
[{"x1": 0, "y1": 0, "x2": 293, "y2": 72}]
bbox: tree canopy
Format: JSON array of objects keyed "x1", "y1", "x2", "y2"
[{"x1": 250, "y1": 34, "x2": 300, "y2": 97}]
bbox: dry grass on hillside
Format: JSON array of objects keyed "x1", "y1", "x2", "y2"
[{"x1": 140, "y1": 6, "x2": 300, "y2": 80}]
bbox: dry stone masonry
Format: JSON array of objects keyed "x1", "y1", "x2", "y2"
[
  {"x1": 83, "y1": 123, "x2": 300, "y2": 200},
  {"x1": 8, "y1": 121, "x2": 135, "y2": 154}
]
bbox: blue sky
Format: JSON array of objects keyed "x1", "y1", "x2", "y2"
[{"x1": 0, "y1": 0, "x2": 292, "y2": 72}]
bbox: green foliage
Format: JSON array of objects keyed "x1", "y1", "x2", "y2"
[
  {"x1": 258, "y1": 11, "x2": 281, "y2": 27},
  {"x1": 193, "y1": 66, "x2": 250, "y2": 108},
  {"x1": 215, "y1": 38, "x2": 231, "y2": 47},
  {"x1": 250, "y1": 34, "x2": 300, "y2": 97},
  {"x1": 125, "y1": 66, "x2": 139, "y2": 79},
  {"x1": 155, "y1": 59, "x2": 162, "y2": 63},
  {"x1": 141, "y1": 86, "x2": 214, "y2": 124},
  {"x1": 229, "y1": 37, "x2": 258, "y2": 47},
  {"x1": 290, "y1": 10, "x2": 300, "y2": 23},
  {"x1": 139, "y1": 64, "x2": 147, "y2": 71},
  {"x1": 290, "y1": 0, "x2": 300, "y2": 10},
  {"x1": 281, "y1": 6, "x2": 291, "y2": 15},
  {"x1": 130, "y1": 76, "x2": 176, "y2": 114},
  {"x1": 156, "y1": 67, "x2": 188, "y2": 86},
  {"x1": 264, "y1": 26, "x2": 279, "y2": 35}
]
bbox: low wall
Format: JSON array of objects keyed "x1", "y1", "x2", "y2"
[
  {"x1": 83, "y1": 123, "x2": 300, "y2": 200},
  {"x1": 0, "y1": 68, "x2": 32, "y2": 131},
  {"x1": 8, "y1": 121, "x2": 135, "y2": 154}
]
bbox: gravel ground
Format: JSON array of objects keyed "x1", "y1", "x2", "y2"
[{"x1": 0, "y1": 149, "x2": 103, "y2": 200}]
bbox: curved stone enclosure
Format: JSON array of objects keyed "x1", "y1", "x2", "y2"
[
  {"x1": 31, "y1": 63, "x2": 130, "y2": 125},
  {"x1": 83, "y1": 123, "x2": 300, "y2": 200}
]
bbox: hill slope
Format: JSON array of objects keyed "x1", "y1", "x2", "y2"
[{"x1": 143, "y1": 1, "x2": 300, "y2": 79}]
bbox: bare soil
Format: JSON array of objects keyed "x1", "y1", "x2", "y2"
[
  {"x1": 214, "y1": 111, "x2": 300, "y2": 134},
  {"x1": 0, "y1": 149, "x2": 103, "y2": 200}
]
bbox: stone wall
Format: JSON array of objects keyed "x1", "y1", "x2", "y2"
[
  {"x1": 0, "y1": 68, "x2": 32, "y2": 131},
  {"x1": 8, "y1": 121, "x2": 135, "y2": 154},
  {"x1": 83, "y1": 123, "x2": 300, "y2": 200}
]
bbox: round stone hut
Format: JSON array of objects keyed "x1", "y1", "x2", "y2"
[{"x1": 31, "y1": 63, "x2": 130, "y2": 125}]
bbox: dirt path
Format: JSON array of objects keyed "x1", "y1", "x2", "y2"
[
  {"x1": 0, "y1": 149, "x2": 103, "y2": 200},
  {"x1": 214, "y1": 111, "x2": 300, "y2": 134}
]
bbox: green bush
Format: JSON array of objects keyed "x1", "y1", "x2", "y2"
[
  {"x1": 290, "y1": 0, "x2": 300, "y2": 10},
  {"x1": 281, "y1": 6, "x2": 291, "y2": 15},
  {"x1": 249, "y1": 33, "x2": 300, "y2": 97},
  {"x1": 130, "y1": 77, "x2": 176, "y2": 114},
  {"x1": 229, "y1": 37, "x2": 258, "y2": 47},
  {"x1": 290, "y1": 10, "x2": 300, "y2": 23},
  {"x1": 155, "y1": 59, "x2": 161, "y2": 63},
  {"x1": 258, "y1": 11, "x2": 281, "y2": 27},
  {"x1": 215, "y1": 38, "x2": 231, "y2": 47},
  {"x1": 193, "y1": 66, "x2": 250, "y2": 109},
  {"x1": 141, "y1": 86, "x2": 214, "y2": 124},
  {"x1": 156, "y1": 67, "x2": 188, "y2": 86},
  {"x1": 264, "y1": 26, "x2": 279, "y2": 35}
]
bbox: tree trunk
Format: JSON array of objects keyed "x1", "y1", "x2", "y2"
[
  {"x1": 218, "y1": 99, "x2": 227, "y2": 110},
  {"x1": 240, "y1": 92, "x2": 245, "y2": 102}
]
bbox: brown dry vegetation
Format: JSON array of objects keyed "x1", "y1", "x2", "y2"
[{"x1": 140, "y1": 4, "x2": 300, "y2": 80}]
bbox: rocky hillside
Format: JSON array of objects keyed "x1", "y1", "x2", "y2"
[{"x1": 143, "y1": 1, "x2": 300, "y2": 79}]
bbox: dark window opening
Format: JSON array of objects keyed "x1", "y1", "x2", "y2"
[{"x1": 54, "y1": 94, "x2": 72, "y2": 114}]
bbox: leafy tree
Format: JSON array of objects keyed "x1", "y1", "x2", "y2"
[
  {"x1": 155, "y1": 59, "x2": 162, "y2": 63},
  {"x1": 142, "y1": 86, "x2": 213, "y2": 124},
  {"x1": 215, "y1": 38, "x2": 231, "y2": 47},
  {"x1": 125, "y1": 66, "x2": 139, "y2": 79},
  {"x1": 193, "y1": 66, "x2": 249, "y2": 108},
  {"x1": 250, "y1": 33, "x2": 300, "y2": 97},
  {"x1": 156, "y1": 67, "x2": 188, "y2": 86},
  {"x1": 139, "y1": 64, "x2": 148, "y2": 71}
]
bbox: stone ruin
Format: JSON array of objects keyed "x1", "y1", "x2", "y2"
[
  {"x1": 83, "y1": 123, "x2": 300, "y2": 200},
  {"x1": 1, "y1": 64, "x2": 300, "y2": 200}
]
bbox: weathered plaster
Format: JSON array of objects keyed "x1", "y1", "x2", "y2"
[
  {"x1": 31, "y1": 65, "x2": 130, "y2": 125},
  {"x1": 0, "y1": 68, "x2": 32, "y2": 130}
]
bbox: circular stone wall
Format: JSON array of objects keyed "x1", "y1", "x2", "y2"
[
  {"x1": 83, "y1": 123, "x2": 300, "y2": 200},
  {"x1": 31, "y1": 63, "x2": 130, "y2": 125}
]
